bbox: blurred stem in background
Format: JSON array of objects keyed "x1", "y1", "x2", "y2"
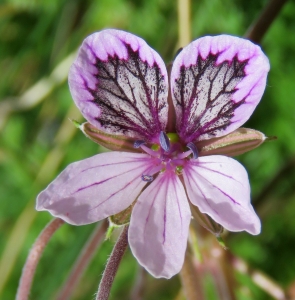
[
  {"x1": 0, "y1": 104, "x2": 82, "y2": 297},
  {"x1": 56, "y1": 220, "x2": 108, "y2": 300},
  {"x1": 244, "y1": 0, "x2": 288, "y2": 43},
  {"x1": 16, "y1": 218, "x2": 64, "y2": 300}
]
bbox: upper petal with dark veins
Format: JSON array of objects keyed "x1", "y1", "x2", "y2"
[
  {"x1": 69, "y1": 29, "x2": 169, "y2": 142},
  {"x1": 171, "y1": 35, "x2": 270, "y2": 143}
]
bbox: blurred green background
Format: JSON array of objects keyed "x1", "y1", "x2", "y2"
[{"x1": 1, "y1": 0, "x2": 295, "y2": 299}]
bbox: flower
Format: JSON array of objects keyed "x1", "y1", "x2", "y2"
[{"x1": 36, "y1": 29, "x2": 270, "y2": 278}]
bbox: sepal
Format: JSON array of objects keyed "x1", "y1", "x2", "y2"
[
  {"x1": 190, "y1": 204, "x2": 223, "y2": 237},
  {"x1": 196, "y1": 128, "x2": 269, "y2": 157},
  {"x1": 109, "y1": 202, "x2": 135, "y2": 226},
  {"x1": 80, "y1": 122, "x2": 141, "y2": 152}
]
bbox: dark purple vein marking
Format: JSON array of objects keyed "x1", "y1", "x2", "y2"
[
  {"x1": 85, "y1": 42, "x2": 167, "y2": 140},
  {"x1": 190, "y1": 166, "x2": 241, "y2": 205},
  {"x1": 74, "y1": 164, "x2": 155, "y2": 215},
  {"x1": 74, "y1": 162, "x2": 154, "y2": 195},
  {"x1": 184, "y1": 168, "x2": 219, "y2": 215},
  {"x1": 174, "y1": 54, "x2": 249, "y2": 142},
  {"x1": 172, "y1": 176, "x2": 184, "y2": 237},
  {"x1": 196, "y1": 164, "x2": 244, "y2": 186}
]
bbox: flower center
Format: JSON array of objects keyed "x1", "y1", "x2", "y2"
[{"x1": 135, "y1": 132, "x2": 198, "y2": 181}]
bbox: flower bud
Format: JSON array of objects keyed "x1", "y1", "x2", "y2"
[{"x1": 196, "y1": 128, "x2": 275, "y2": 157}]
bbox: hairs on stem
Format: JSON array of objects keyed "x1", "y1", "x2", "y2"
[
  {"x1": 16, "y1": 218, "x2": 64, "y2": 300},
  {"x1": 96, "y1": 225, "x2": 129, "y2": 300},
  {"x1": 56, "y1": 219, "x2": 108, "y2": 300}
]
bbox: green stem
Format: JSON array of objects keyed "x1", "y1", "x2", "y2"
[{"x1": 56, "y1": 220, "x2": 108, "y2": 300}]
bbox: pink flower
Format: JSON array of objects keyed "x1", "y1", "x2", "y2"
[{"x1": 36, "y1": 29, "x2": 270, "y2": 278}]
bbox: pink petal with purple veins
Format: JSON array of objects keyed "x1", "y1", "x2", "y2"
[
  {"x1": 36, "y1": 152, "x2": 157, "y2": 225},
  {"x1": 129, "y1": 171, "x2": 191, "y2": 279},
  {"x1": 183, "y1": 155, "x2": 261, "y2": 235},
  {"x1": 171, "y1": 35, "x2": 270, "y2": 143},
  {"x1": 69, "y1": 29, "x2": 169, "y2": 142}
]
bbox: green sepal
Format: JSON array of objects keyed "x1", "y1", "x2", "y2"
[
  {"x1": 196, "y1": 128, "x2": 272, "y2": 157},
  {"x1": 105, "y1": 225, "x2": 115, "y2": 240},
  {"x1": 109, "y1": 202, "x2": 135, "y2": 226},
  {"x1": 80, "y1": 122, "x2": 141, "y2": 152}
]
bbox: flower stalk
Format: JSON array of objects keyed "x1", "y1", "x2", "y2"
[
  {"x1": 57, "y1": 220, "x2": 108, "y2": 300},
  {"x1": 16, "y1": 218, "x2": 64, "y2": 300},
  {"x1": 96, "y1": 226, "x2": 129, "y2": 300}
]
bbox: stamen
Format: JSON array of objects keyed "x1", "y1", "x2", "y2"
[
  {"x1": 134, "y1": 140, "x2": 146, "y2": 148},
  {"x1": 187, "y1": 142, "x2": 199, "y2": 159},
  {"x1": 159, "y1": 131, "x2": 170, "y2": 152},
  {"x1": 141, "y1": 174, "x2": 154, "y2": 182},
  {"x1": 177, "y1": 150, "x2": 192, "y2": 159},
  {"x1": 140, "y1": 145, "x2": 159, "y2": 157}
]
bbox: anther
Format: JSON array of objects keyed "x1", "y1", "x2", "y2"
[
  {"x1": 187, "y1": 142, "x2": 199, "y2": 159},
  {"x1": 159, "y1": 131, "x2": 170, "y2": 152},
  {"x1": 134, "y1": 140, "x2": 146, "y2": 148},
  {"x1": 141, "y1": 174, "x2": 154, "y2": 182}
]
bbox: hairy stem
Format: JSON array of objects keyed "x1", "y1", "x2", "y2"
[
  {"x1": 96, "y1": 225, "x2": 129, "y2": 300},
  {"x1": 56, "y1": 220, "x2": 108, "y2": 300},
  {"x1": 244, "y1": 0, "x2": 288, "y2": 44},
  {"x1": 16, "y1": 218, "x2": 64, "y2": 300}
]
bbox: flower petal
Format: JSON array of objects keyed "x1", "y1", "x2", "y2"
[
  {"x1": 171, "y1": 35, "x2": 270, "y2": 143},
  {"x1": 36, "y1": 152, "x2": 156, "y2": 225},
  {"x1": 129, "y1": 171, "x2": 191, "y2": 278},
  {"x1": 69, "y1": 29, "x2": 168, "y2": 142},
  {"x1": 183, "y1": 156, "x2": 260, "y2": 234}
]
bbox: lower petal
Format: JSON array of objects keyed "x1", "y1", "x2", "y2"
[
  {"x1": 36, "y1": 152, "x2": 155, "y2": 225},
  {"x1": 129, "y1": 171, "x2": 191, "y2": 279},
  {"x1": 183, "y1": 156, "x2": 260, "y2": 235}
]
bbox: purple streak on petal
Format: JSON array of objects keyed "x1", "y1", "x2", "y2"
[
  {"x1": 183, "y1": 155, "x2": 261, "y2": 235},
  {"x1": 36, "y1": 152, "x2": 158, "y2": 225},
  {"x1": 73, "y1": 163, "x2": 150, "y2": 194},
  {"x1": 129, "y1": 171, "x2": 191, "y2": 278},
  {"x1": 171, "y1": 35, "x2": 270, "y2": 143},
  {"x1": 194, "y1": 162, "x2": 241, "y2": 182},
  {"x1": 69, "y1": 29, "x2": 169, "y2": 142}
]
